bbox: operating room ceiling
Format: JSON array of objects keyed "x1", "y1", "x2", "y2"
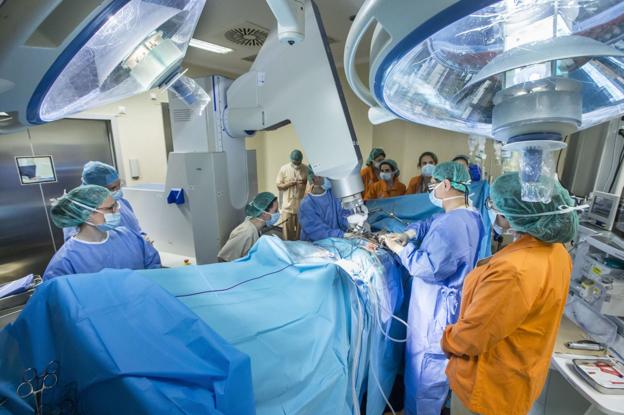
[{"x1": 183, "y1": 0, "x2": 369, "y2": 74}]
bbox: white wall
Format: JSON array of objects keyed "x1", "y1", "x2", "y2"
[{"x1": 81, "y1": 91, "x2": 169, "y2": 184}]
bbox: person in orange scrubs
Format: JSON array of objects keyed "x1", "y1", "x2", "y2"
[
  {"x1": 360, "y1": 148, "x2": 386, "y2": 195},
  {"x1": 364, "y1": 159, "x2": 406, "y2": 200},
  {"x1": 442, "y1": 172, "x2": 582, "y2": 415},
  {"x1": 406, "y1": 151, "x2": 438, "y2": 194}
]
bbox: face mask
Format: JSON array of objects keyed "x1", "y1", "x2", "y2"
[
  {"x1": 322, "y1": 177, "x2": 332, "y2": 191},
  {"x1": 421, "y1": 164, "x2": 435, "y2": 176},
  {"x1": 488, "y1": 209, "x2": 506, "y2": 235},
  {"x1": 429, "y1": 187, "x2": 444, "y2": 208},
  {"x1": 265, "y1": 212, "x2": 280, "y2": 227},
  {"x1": 428, "y1": 182, "x2": 465, "y2": 208},
  {"x1": 292, "y1": 162, "x2": 302, "y2": 169},
  {"x1": 380, "y1": 172, "x2": 393, "y2": 182},
  {"x1": 111, "y1": 190, "x2": 124, "y2": 200},
  {"x1": 373, "y1": 161, "x2": 382, "y2": 169},
  {"x1": 88, "y1": 212, "x2": 122, "y2": 232}
]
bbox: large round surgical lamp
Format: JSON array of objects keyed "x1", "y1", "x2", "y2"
[
  {"x1": 345, "y1": 0, "x2": 624, "y2": 202},
  {"x1": 0, "y1": 0, "x2": 206, "y2": 131}
]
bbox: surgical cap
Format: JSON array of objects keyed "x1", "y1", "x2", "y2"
[
  {"x1": 82, "y1": 161, "x2": 119, "y2": 187},
  {"x1": 491, "y1": 173, "x2": 579, "y2": 244},
  {"x1": 433, "y1": 161, "x2": 470, "y2": 193},
  {"x1": 379, "y1": 159, "x2": 400, "y2": 176},
  {"x1": 245, "y1": 192, "x2": 277, "y2": 218},
  {"x1": 290, "y1": 150, "x2": 303, "y2": 162},
  {"x1": 452, "y1": 155, "x2": 470, "y2": 164},
  {"x1": 366, "y1": 148, "x2": 386, "y2": 165},
  {"x1": 50, "y1": 185, "x2": 111, "y2": 228},
  {"x1": 307, "y1": 166, "x2": 317, "y2": 182}
]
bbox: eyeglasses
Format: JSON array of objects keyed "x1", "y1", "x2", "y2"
[
  {"x1": 427, "y1": 181, "x2": 440, "y2": 192},
  {"x1": 98, "y1": 201, "x2": 120, "y2": 213}
]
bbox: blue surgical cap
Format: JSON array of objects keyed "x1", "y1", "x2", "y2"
[{"x1": 82, "y1": 161, "x2": 119, "y2": 187}]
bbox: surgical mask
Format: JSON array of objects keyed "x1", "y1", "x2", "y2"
[
  {"x1": 428, "y1": 182, "x2": 465, "y2": 208},
  {"x1": 265, "y1": 212, "x2": 280, "y2": 227},
  {"x1": 111, "y1": 190, "x2": 124, "y2": 200},
  {"x1": 429, "y1": 188, "x2": 444, "y2": 208},
  {"x1": 373, "y1": 161, "x2": 382, "y2": 169},
  {"x1": 488, "y1": 209, "x2": 506, "y2": 235},
  {"x1": 88, "y1": 212, "x2": 122, "y2": 232},
  {"x1": 322, "y1": 177, "x2": 332, "y2": 191},
  {"x1": 291, "y1": 162, "x2": 302, "y2": 169},
  {"x1": 421, "y1": 164, "x2": 435, "y2": 176},
  {"x1": 380, "y1": 172, "x2": 393, "y2": 182}
]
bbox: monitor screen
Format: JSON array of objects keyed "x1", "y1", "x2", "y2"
[
  {"x1": 14, "y1": 156, "x2": 57, "y2": 185},
  {"x1": 591, "y1": 196, "x2": 616, "y2": 221}
]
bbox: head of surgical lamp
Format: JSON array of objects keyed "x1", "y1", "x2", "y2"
[
  {"x1": 345, "y1": 0, "x2": 624, "y2": 202},
  {"x1": 0, "y1": 0, "x2": 205, "y2": 129}
]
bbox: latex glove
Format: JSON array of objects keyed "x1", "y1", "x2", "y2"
[
  {"x1": 343, "y1": 232, "x2": 355, "y2": 238},
  {"x1": 347, "y1": 213, "x2": 368, "y2": 230},
  {"x1": 380, "y1": 234, "x2": 405, "y2": 254},
  {"x1": 392, "y1": 229, "x2": 417, "y2": 246}
]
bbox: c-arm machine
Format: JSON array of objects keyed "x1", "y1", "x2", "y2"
[{"x1": 224, "y1": 0, "x2": 368, "y2": 226}]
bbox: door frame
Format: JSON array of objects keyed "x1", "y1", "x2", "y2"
[{"x1": 67, "y1": 113, "x2": 125, "y2": 182}]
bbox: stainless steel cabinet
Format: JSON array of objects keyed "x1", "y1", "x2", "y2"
[{"x1": 0, "y1": 118, "x2": 115, "y2": 283}]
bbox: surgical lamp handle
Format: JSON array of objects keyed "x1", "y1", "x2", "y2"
[{"x1": 343, "y1": 0, "x2": 379, "y2": 108}]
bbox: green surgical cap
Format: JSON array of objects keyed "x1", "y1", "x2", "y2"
[
  {"x1": 82, "y1": 161, "x2": 119, "y2": 187},
  {"x1": 50, "y1": 185, "x2": 111, "y2": 228},
  {"x1": 491, "y1": 173, "x2": 579, "y2": 244},
  {"x1": 290, "y1": 150, "x2": 303, "y2": 162},
  {"x1": 245, "y1": 192, "x2": 277, "y2": 218},
  {"x1": 433, "y1": 161, "x2": 471, "y2": 193},
  {"x1": 379, "y1": 159, "x2": 400, "y2": 176},
  {"x1": 366, "y1": 148, "x2": 386, "y2": 165}
]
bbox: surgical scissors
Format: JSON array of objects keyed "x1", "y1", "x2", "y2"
[{"x1": 17, "y1": 361, "x2": 59, "y2": 415}]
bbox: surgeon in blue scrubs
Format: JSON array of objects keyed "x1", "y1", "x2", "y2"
[
  {"x1": 63, "y1": 161, "x2": 143, "y2": 240},
  {"x1": 381, "y1": 162, "x2": 484, "y2": 415},
  {"x1": 299, "y1": 167, "x2": 350, "y2": 242},
  {"x1": 44, "y1": 185, "x2": 161, "y2": 280}
]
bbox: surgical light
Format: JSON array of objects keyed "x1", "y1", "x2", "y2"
[
  {"x1": 345, "y1": 0, "x2": 624, "y2": 202},
  {"x1": 28, "y1": 0, "x2": 205, "y2": 124},
  {"x1": 189, "y1": 38, "x2": 234, "y2": 54}
]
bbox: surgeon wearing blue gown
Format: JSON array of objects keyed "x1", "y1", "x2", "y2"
[
  {"x1": 44, "y1": 185, "x2": 161, "y2": 280},
  {"x1": 63, "y1": 161, "x2": 143, "y2": 240},
  {"x1": 299, "y1": 168, "x2": 351, "y2": 242},
  {"x1": 382, "y1": 162, "x2": 484, "y2": 415}
]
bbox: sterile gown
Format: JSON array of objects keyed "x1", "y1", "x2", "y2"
[
  {"x1": 299, "y1": 190, "x2": 349, "y2": 242},
  {"x1": 399, "y1": 208, "x2": 484, "y2": 415},
  {"x1": 44, "y1": 227, "x2": 161, "y2": 279},
  {"x1": 62, "y1": 198, "x2": 142, "y2": 240}
]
